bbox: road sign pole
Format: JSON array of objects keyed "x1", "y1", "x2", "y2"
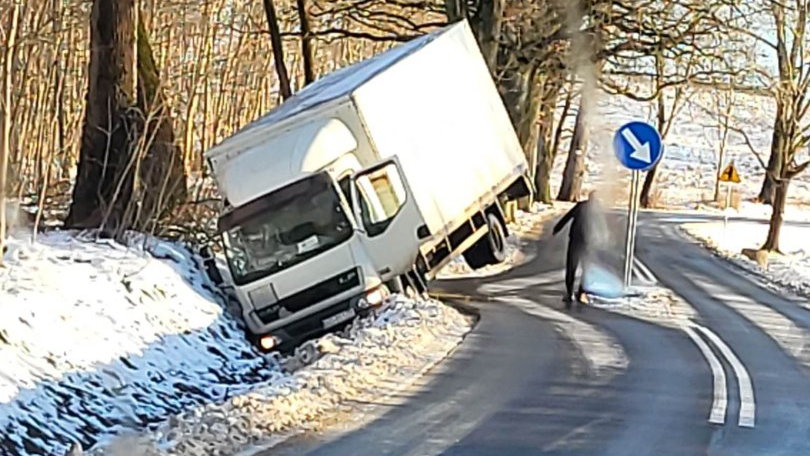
[
  {"x1": 723, "y1": 182, "x2": 731, "y2": 234},
  {"x1": 623, "y1": 174, "x2": 632, "y2": 287},
  {"x1": 623, "y1": 173, "x2": 631, "y2": 287},
  {"x1": 623, "y1": 170, "x2": 641, "y2": 288},
  {"x1": 614, "y1": 121, "x2": 663, "y2": 291},
  {"x1": 627, "y1": 171, "x2": 641, "y2": 287}
]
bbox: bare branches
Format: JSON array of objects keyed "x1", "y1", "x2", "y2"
[
  {"x1": 788, "y1": 158, "x2": 810, "y2": 178},
  {"x1": 727, "y1": 124, "x2": 770, "y2": 170}
]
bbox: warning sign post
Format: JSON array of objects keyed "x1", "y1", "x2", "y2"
[
  {"x1": 719, "y1": 161, "x2": 741, "y2": 232},
  {"x1": 720, "y1": 163, "x2": 741, "y2": 184}
]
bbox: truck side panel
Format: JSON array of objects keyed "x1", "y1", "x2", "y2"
[{"x1": 352, "y1": 22, "x2": 527, "y2": 242}]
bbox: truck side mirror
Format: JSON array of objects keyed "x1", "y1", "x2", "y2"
[
  {"x1": 417, "y1": 224, "x2": 430, "y2": 240},
  {"x1": 198, "y1": 244, "x2": 224, "y2": 286}
]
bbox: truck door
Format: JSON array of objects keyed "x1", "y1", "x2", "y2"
[{"x1": 351, "y1": 157, "x2": 425, "y2": 282}]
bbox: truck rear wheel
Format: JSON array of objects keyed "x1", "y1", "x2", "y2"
[{"x1": 463, "y1": 213, "x2": 507, "y2": 269}]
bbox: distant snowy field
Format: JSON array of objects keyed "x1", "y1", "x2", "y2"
[{"x1": 0, "y1": 231, "x2": 471, "y2": 456}]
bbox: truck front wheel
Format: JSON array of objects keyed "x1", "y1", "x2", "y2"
[{"x1": 463, "y1": 213, "x2": 507, "y2": 269}]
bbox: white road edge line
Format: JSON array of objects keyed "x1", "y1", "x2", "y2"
[
  {"x1": 683, "y1": 325, "x2": 727, "y2": 425},
  {"x1": 633, "y1": 257, "x2": 658, "y2": 283},
  {"x1": 632, "y1": 263, "x2": 645, "y2": 283},
  {"x1": 694, "y1": 324, "x2": 756, "y2": 428}
]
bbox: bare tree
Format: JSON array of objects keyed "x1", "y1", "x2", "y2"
[
  {"x1": 557, "y1": 0, "x2": 599, "y2": 202},
  {"x1": 263, "y1": 0, "x2": 293, "y2": 100},
  {"x1": 0, "y1": 1, "x2": 20, "y2": 263},
  {"x1": 65, "y1": 0, "x2": 140, "y2": 232},
  {"x1": 710, "y1": 90, "x2": 736, "y2": 202},
  {"x1": 637, "y1": 53, "x2": 694, "y2": 208},
  {"x1": 720, "y1": 0, "x2": 810, "y2": 251},
  {"x1": 66, "y1": 0, "x2": 186, "y2": 234},
  {"x1": 536, "y1": 73, "x2": 574, "y2": 203},
  {"x1": 454, "y1": 0, "x2": 734, "y2": 205},
  {"x1": 296, "y1": 0, "x2": 315, "y2": 84}
]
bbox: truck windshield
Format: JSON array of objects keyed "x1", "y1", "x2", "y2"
[{"x1": 219, "y1": 173, "x2": 353, "y2": 285}]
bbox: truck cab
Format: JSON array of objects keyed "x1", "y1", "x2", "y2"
[{"x1": 212, "y1": 118, "x2": 426, "y2": 352}]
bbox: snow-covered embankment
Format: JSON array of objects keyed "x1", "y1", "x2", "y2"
[{"x1": 0, "y1": 232, "x2": 472, "y2": 456}]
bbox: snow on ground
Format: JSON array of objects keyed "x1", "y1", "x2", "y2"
[
  {"x1": 0, "y1": 230, "x2": 278, "y2": 456},
  {"x1": 682, "y1": 221, "x2": 810, "y2": 298},
  {"x1": 589, "y1": 285, "x2": 698, "y2": 329},
  {"x1": 93, "y1": 296, "x2": 471, "y2": 456},
  {"x1": 0, "y1": 230, "x2": 472, "y2": 456},
  {"x1": 436, "y1": 204, "x2": 562, "y2": 279}
]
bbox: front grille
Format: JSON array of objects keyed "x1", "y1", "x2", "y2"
[
  {"x1": 277, "y1": 268, "x2": 360, "y2": 313},
  {"x1": 284, "y1": 300, "x2": 353, "y2": 337},
  {"x1": 256, "y1": 305, "x2": 279, "y2": 324}
]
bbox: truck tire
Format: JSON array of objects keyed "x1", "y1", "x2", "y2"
[{"x1": 463, "y1": 213, "x2": 507, "y2": 269}]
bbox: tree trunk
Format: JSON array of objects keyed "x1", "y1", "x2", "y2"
[
  {"x1": 498, "y1": 63, "x2": 541, "y2": 160},
  {"x1": 640, "y1": 78, "x2": 667, "y2": 208},
  {"x1": 534, "y1": 99, "x2": 557, "y2": 204},
  {"x1": 534, "y1": 99, "x2": 556, "y2": 203},
  {"x1": 762, "y1": 179, "x2": 788, "y2": 252},
  {"x1": 0, "y1": 2, "x2": 21, "y2": 263},
  {"x1": 296, "y1": 0, "x2": 315, "y2": 85},
  {"x1": 470, "y1": 0, "x2": 503, "y2": 71},
  {"x1": 66, "y1": 0, "x2": 186, "y2": 234},
  {"x1": 758, "y1": 101, "x2": 787, "y2": 205},
  {"x1": 557, "y1": 102, "x2": 587, "y2": 201},
  {"x1": 535, "y1": 135, "x2": 554, "y2": 203},
  {"x1": 639, "y1": 163, "x2": 659, "y2": 208},
  {"x1": 758, "y1": 156, "x2": 781, "y2": 205},
  {"x1": 444, "y1": 0, "x2": 468, "y2": 21},
  {"x1": 132, "y1": 16, "x2": 187, "y2": 231},
  {"x1": 713, "y1": 140, "x2": 727, "y2": 203},
  {"x1": 66, "y1": 0, "x2": 138, "y2": 232},
  {"x1": 496, "y1": 62, "x2": 543, "y2": 209},
  {"x1": 713, "y1": 93, "x2": 733, "y2": 202},
  {"x1": 535, "y1": 76, "x2": 573, "y2": 204},
  {"x1": 262, "y1": 0, "x2": 292, "y2": 100}
]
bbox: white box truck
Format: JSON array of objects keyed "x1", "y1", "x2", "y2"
[{"x1": 205, "y1": 20, "x2": 531, "y2": 352}]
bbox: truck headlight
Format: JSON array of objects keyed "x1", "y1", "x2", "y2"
[
  {"x1": 259, "y1": 334, "x2": 281, "y2": 351},
  {"x1": 358, "y1": 287, "x2": 388, "y2": 309}
]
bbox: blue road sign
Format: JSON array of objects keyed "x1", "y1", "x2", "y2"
[{"x1": 613, "y1": 121, "x2": 663, "y2": 171}]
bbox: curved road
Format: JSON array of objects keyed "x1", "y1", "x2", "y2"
[{"x1": 264, "y1": 212, "x2": 810, "y2": 456}]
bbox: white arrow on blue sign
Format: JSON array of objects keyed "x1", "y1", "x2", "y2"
[{"x1": 613, "y1": 121, "x2": 663, "y2": 171}]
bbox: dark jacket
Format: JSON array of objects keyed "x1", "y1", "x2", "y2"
[{"x1": 553, "y1": 199, "x2": 606, "y2": 248}]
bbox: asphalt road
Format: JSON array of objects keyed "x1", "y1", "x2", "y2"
[{"x1": 263, "y1": 212, "x2": 810, "y2": 456}]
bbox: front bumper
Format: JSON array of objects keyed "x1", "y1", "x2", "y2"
[{"x1": 253, "y1": 293, "x2": 370, "y2": 353}]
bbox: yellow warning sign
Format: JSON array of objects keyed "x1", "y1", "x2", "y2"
[{"x1": 720, "y1": 163, "x2": 741, "y2": 183}]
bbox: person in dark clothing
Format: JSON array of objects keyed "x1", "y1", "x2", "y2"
[{"x1": 552, "y1": 192, "x2": 607, "y2": 307}]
